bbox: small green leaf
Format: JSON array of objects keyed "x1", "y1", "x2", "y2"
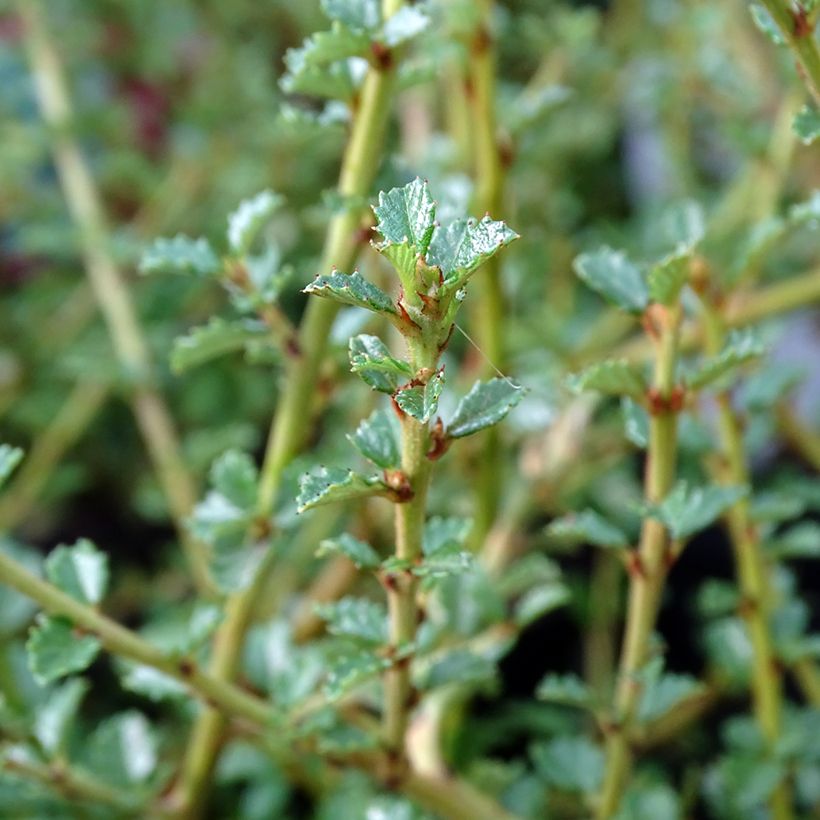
[
  {"x1": 567, "y1": 360, "x2": 647, "y2": 399},
  {"x1": 324, "y1": 654, "x2": 390, "y2": 701},
  {"x1": 171, "y1": 318, "x2": 272, "y2": 374},
  {"x1": 447, "y1": 378, "x2": 523, "y2": 438},
  {"x1": 322, "y1": 0, "x2": 380, "y2": 29},
  {"x1": 210, "y1": 449, "x2": 258, "y2": 510},
  {"x1": 428, "y1": 215, "x2": 519, "y2": 291},
  {"x1": 139, "y1": 235, "x2": 221, "y2": 277},
  {"x1": 26, "y1": 616, "x2": 101, "y2": 684},
  {"x1": 87, "y1": 711, "x2": 157, "y2": 785},
  {"x1": 304, "y1": 270, "x2": 397, "y2": 316},
  {"x1": 418, "y1": 649, "x2": 496, "y2": 690},
  {"x1": 379, "y1": 6, "x2": 430, "y2": 47},
  {"x1": 749, "y1": 3, "x2": 784, "y2": 44},
  {"x1": 317, "y1": 533, "x2": 381, "y2": 569},
  {"x1": 546, "y1": 509, "x2": 629, "y2": 549},
  {"x1": 536, "y1": 673, "x2": 594, "y2": 709},
  {"x1": 531, "y1": 736, "x2": 604, "y2": 793},
  {"x1": 638, "y1": 671, "x2": 705, "y2": 723},
  {"x1": 750, "y1": 489, "x2": 806, "y2": 523},
  {"x1": 227, "y1": 190, "x2": 283, "y2": 256},
  {"x1": 573, "y1": 247, "x2": 649, "y2": 313},
  {"x1": 349, "y1": 334, "x2": 413, "y2": 393},
  {"x1": 347, "y1": 407, "x2": 401, "y2": 468},
  {"x1": 648, "y1": 247, "x2": 689, "y2": 306},
  {"x1": 514, "y1": 583, "x2": 571, "y2": 626},
  {"x1": 297, "y1": 467, "x2": 387, "y2": 513},
  {"x1": 292, "y1": 25, "x2": 371, "y2": 69},
  {"x1": 613, "y1": 784, "x2": 680, "y2": 820},
  {"x1": 769, "y1": 522, "x2": 820, "y2": 559},
  {"x1": 659, "y1": 199, "x2": 705, "y2": 250},
  {"x1": 315, "y1": 596, "x2": 387, "y2": 644},
  {"x1": 687, "y1": 330, "x2": 765, "y2": 390},
  {"x1": 33, "y1": 678, "x2": 89, "y2": 756},
  {"x1": 0, "y1": 445, "x2": 23, "y2": 489},
  {"x1": 395, "y1": 370, "x2": 445, "y2": 423},
  {"x1": 622, "y1": 397, "x2": 649, "y2": 448},
  {"x1": 423, "y1": 516, "x2": 472, "y2": 554},
  {"x1": 280, "y1": 49, "x2": 359, "y2": 101},
  {"x1": 652, "y1": 482, "x2": 748, "y2": 540},
  {"x1": 793, "y1": 106, "x2": 820, "y2": 145},
  {"x1": 45, "y1": 539, "x2": 109, "y2": 605}
]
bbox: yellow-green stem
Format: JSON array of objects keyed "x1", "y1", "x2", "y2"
[
  {"x1": 18, "y1": 0, "x2": 209, "y2": 594},
  {"x1": 701, "y1": 301, "x2": 792, "y2": 820},
  {"x1": 597, "y1": 306, "x2": 682, "y2": 818}
]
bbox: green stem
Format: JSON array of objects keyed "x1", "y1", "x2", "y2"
[
  {"x1": 757, "y1": 0, "x2": 820, "y2": 104},
  {"x1": 17, "y1": 0, "x2": 209, "y2": 595},
  {"x1": 168, "y1": 5, "x2": 403, "y2": 814},
  {"x1": 0, "y1": 743, "x2": 142, "y2": 815},
  {"x1": 597, "y1": 305, "x2": 682, "y2": 819},
  {"x1": 701, "y1": 301, "x2": 792, "y2": 820}
]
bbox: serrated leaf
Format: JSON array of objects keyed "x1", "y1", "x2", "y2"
[
  {"x1": 171, "y1": 318, "x2": 271, "y2": 374},
  {"x1": 688, "y1": 330, "x2": 765, "y2": 390},
  {"x1": 428, "y1": 215, "x2": 519, "y2": 291},
  {"x1": 447, "y1": 378, "x2": 523, "y2": 438},
  {"x1": 211, "y1": 449, "x2": 258, "y2": 510},
  {"x1": 418, "y1": 649, "x2": 496, "y2": 690},
  {"x1": 659, "y1": 199, "x2": 705, "y2": 250},
  {"x1": 793, "y1": 106, "x2": 820, "y2": 145},
  {"x1": 648, "y1": 246, "x2": 690, "y2": 305},
  {"x1": 324, "y1": 654, "x2": 390, "y2": 700},
  {"x1": 395, "y1": 370, "x2": 444, "y2": 422},
  {"x1": 26, "y1": 616, "x2": 101, "y2": 684},
  {"x1": 536, "y1": 673, "x2": 594, "y2": 709},
  {"x1": 531, "y1": 736, "x2": 604, "y2": 793},
  {"x1": 573, "y1": 247, "x2": 649, "y2": 313},
  {"x1": 349, "y1": 334, "x2": 413, "y2": 393},
  {"x1": 638, "y1": 672, "x2": 705, "y2": 723},
  {"x1": 280, "y1": 54, "x2": 360, "y2": 101},
  {"x1": 380, "y1": 6, "x2": 430, "y2": 46},
  {"x1": 0, "y1": 445, "x2": 23, "y2": 488},
  {"x1": 423, "y1": 516, "x2": 472, "y2": 554},
  {"x1": 414, "y1": 543, "x2": 473, "y2": 578},
  {"x1": 45, "y1": 539, "x2": 109, "y2": 605},
  {"x1": 315, "y1": 596, "x2": 387, "y2": 644},
  {"x1": 87, "y1": 712, "x2": 156, "y2": 785},
  {"x1": 347, "y1": 407, "x2": 401, "y2": 468},
  {"x1": 546, "y1": 509, "x2": 629, "y2": 549},
  {"x1": 297, "y1": 467, "x2": 387, "y2": 513},
  {"x1": 567, "y1": 360, "x2": 647, "y2": 399},
  {"x1": 139, "y1": 235, "x2": 221, "y2": 277},
  {"x1": 652, "y1": 482, "x2": 748, "y2": 540},
  {"x1": 317, "y1": 533, "x2": 381, "y2": 569},
  {"x1": 304, "y1": 270, "x2": 397, "y2": 316},
  {"x1": 322, "y1": 0, "x2": 380, "y2": 29},
  {"x1": 227, "y1": 190, "x2": 283, "y2": 256},
  {"x1": 293, "y1": 24, "x2": 371, "y2": 70},
  {"x1": 514, "y1": 584, "x2": 571, "y2": 626},
  {"x1": 33, "y1": 678, "x2": 89, "y2": 756}
]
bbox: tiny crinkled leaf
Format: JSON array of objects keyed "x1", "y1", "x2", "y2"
[
  {"x1": 171, "y1": 317, "x2": 271, "y2": 374},
  {"x1": 613, "y1": 784, "x2": 680, "y2": 820},
  {"x1": 514, "y1": 583, "x2": 571, "y2": 626},
  {"x1": 227, "y1": 190, "x2": 283, "y2": 256},
  {"x1": 33, "y1": 677, "x2": 89, "y2": 756},
  {"x1": 297, "y1": 467, "x2": 387, "y2": 513},
  {"x1": 0, "y1": 445, "x2": 23, "y2": 488},
  {"x1": 372, "y1": 177, "x2": 436, "y2": 257},
  {"x1": 536, "y1": 673, "x2": 594, "y2": 709},
  {"x1": 210, "y1": 449, "x2": 258, "y2": 510},
  {"x1": 304, "y1": 270, "x2": 397, "y2": 315},
  {"x1": 769, "y1": 522, "x2": 820, "y2": 559},
  {"x1": 321, "y1": 0, "x2": 380, "y2": 29},
  {"x1": 87, "y1": 711, "x2": 157, "y2": 785},
  {"x1": 447, "y1": 378, "x2": 524, "y2": 438},
  {"x1": 793, "y1": 106, "x2": 820, "y2": 145},
  {"x1": 418, "y1": 649, "x2": 496, "y2": 690},
  {"x1": 119, "y1": 663, "x2": 187, "y2": 702},
  {"x1": 567, "y1": 359, "x2": 647, "y2": 400},
  {"x1": 423, "y1": 516, "x2": 472, "y2": 555},
  {"x1": 428, "y1": 215, "x2": 519, "y2": 290},
  {"x1": 546, "y1": 509, "x2": 629, "y2": 549},
  {"x1": 652, "y1": 482, "x2": 748, "y2": 540},
  {"x1": 27, "y1": 616, "x2": 101, "y2": 685},
  {"x1": 648, "y1": 246, "x2": 690, "y2": 306},
  {"x1": 347, "y1": 407, "x2": 401, "y2": 468},
  {"x1": 45, "y1": 539, "x2": 109, "y2": 605},
  {"x1": 531, "y1": 736, "x2": 604, "y2": 793},
  {"x1": 687, "y1": 330, "x2": 765, "y2": 390},
  {"x1": 324, "y1": 654, "x2": 390, "y2": 700},
  {"x1": 280, "y1": 54, "x2": 360, "y2": 101},
  {"x1": 573, "y1": 247, "x2": 649, "y2": 313},
  {"x1": 659, "y1": 199, "x2": 705, "y2": 250},
  {"x1": 622, "y1": 397, "x2": 649, "y2": 448},
  {"x1": 638, "y1": 672, "x2": 705, "y2": 724},
  {"x1": 349, "y1": 334, "x2": 413, "y2": 393},
  {"x1": 294, "y1": 24, "x2": 371, "y2": 69},
  {"x1": 139, "y1": 235, "x2": 221, "y2": 277},
  {"x1": 317, "y1": 533, "x2": 381, "y2": 569},
  {"x1": 395, "y1": 370, "x2": 445, "y2": 423},
  {"x1": 314, "y1": 596, "x2": 387, "y2": 644},
  {"x1": 413, "y1": 542, "x2": 473, "y2": 578},
  {"x1": 379, "y1": 6, "x2": 430, "y2": 46}
]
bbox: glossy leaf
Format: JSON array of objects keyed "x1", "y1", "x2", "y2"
[
  {"x1": 688, "y1": 330, "x2": 765, "y2": 390},
  {"x1": 314, "y1": 596, "x2": 387, "y2": 644},
  {"x1": 349, "y1": 334, "x2": 413, "y2": 393},
  {"x1": 546, "y1": 509, "x2": 629, "y2": 549},
  {"x1": 567, "y1": 359, "x2": 647, "y2": 399},
  {"x1": 573, "y1": 247, "x2": 649, "y2": 313},
  {"x1": 347, "y1": 407, "x2": 401, "y2": 468},
  {"x1": 652, "y1": 482, "x2": 748, "y2": 540},
  {"x1": 536, "y1": 673, "x2": 594, "y2": 709},
  {"x1": 45, "y1": 539, "x2": 109, "y2": 605},
  {"x1": 316, "y1": 533, "x2": 381, "y2": 569},
  {"x1": 297, "y1": 467, "x2": 387, "y2": 513},
  {"x1": 447, "y1": 378, "x2": 523, "y2": 438},
  {"x1": 26, "y1": 616, "x2": 101, "y2": 684},
  {"x1": 304, "y1": 270, "x2": 397, "y2": 316},
  {"x1": 171, "y1": 318, "x2": 271, "y2": 374},
  {"x1": 395, "y1": 370, "x2": 444, "y2": 422},
  {"x1": 139, "y1": 235, "x2": 221, "y2": 277},
  {"x1": 0, "y1": 445, "x2": 23, "y2": 489}
]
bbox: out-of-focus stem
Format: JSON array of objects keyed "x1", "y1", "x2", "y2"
[{"x1": 584, "y1": 551, "x2": 620, "y2": 695}]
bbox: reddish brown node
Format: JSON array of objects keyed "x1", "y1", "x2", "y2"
[
  {"x1": 626, "y1": 551, "x2": 646, "y2": 579},
  {"x1": 792, "y1": 5, "x2": 812, "y2": 37},
  {"x1": 178, "y1": 658, "x2": 197, "y2": 679},
  {"x1": 370, "y1": 41, "x2": 393, "y2": 70},
  {"x1": 383, "y1": 469, "x2": 414, "y2": 503},
  {"x1": 427, "y1": 417, "x2": 451, "y2": 461}
]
